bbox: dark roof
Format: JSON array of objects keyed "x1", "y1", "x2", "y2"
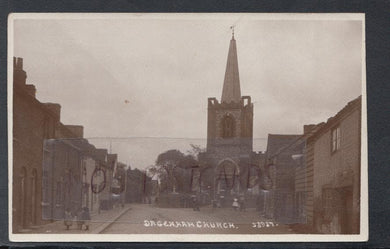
[
  {"x1": 309, "y1": 95, "x2": 362, "y2": 140},
  {"x1": 266, "y1": 134, "x2": 301, "y2": 158},
  {"x1": 269, "y1": 123, "x2": 325, "y2": 157},
  {"x1": 107, "y1": 154, "x2": 118, "y2": 168},
  {"x1": 68, "y1": 138, "x2": 96, "y2": 154},
  {"x1": 95, "y1": 149, "x2": 108, "y2": 162}
]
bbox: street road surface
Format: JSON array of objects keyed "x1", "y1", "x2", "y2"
[{"x1": 101, "y1": 204, "x2": 294, "y2": 234}]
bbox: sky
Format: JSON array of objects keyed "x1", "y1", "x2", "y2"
[{"x1": 12, "y1": 14, "x2": 364, "y2": 169}]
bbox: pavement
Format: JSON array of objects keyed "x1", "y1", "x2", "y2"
[{"x1": 24, "y1": 205, "x2": 131, "y2": 234}]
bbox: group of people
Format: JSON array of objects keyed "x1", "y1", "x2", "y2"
[
  {"x1": 64, "y1": 207, "x2": 91, "y2": 231},
  {"x1": 211, "y1": 195, "x2": 246, "y2": 211}
]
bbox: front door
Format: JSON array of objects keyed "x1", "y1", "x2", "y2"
[{"x1": 338, "y1": 186, "x2": 353, "y2": 234}]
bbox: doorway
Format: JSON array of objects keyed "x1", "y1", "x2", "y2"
[{"x1": 337, "y1": 186, "x2": 353, "y2": 234}]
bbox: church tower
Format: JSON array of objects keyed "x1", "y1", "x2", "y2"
[{"x1": 205, "y1": 32, "x2": 254, "y2": 196}]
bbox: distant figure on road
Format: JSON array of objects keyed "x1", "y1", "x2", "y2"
[
  {"x1": 192, "y1": 196, "x2": 200, "y2": 211},
  {"x1": 212, "y1": 199, "x2": 217, "y2": 208},
  {"x1": 256, "y1": 195, "x2": 261, "y2": 211},
  {"x1": 219, "y1": 195, "x2": 225, "y2": 207},
  {"x1": 239, "y1": 196, "x2": 246, "y2": 212},
  {"x1": 216, "y1": 199, "x2": 221, "y2": 208},
  {"x1": 155, "y1": 196, "x2": 159, "y2": 207},
  {"x1": 63, "y1": 208, "x2": 73, "y2": 230},
  {"x1": 232, "y1": 198, "x2": 239, "y2": 211},
  {"x1": 76, "y1": 208, "x2": 84, "y2": 230},
  {"x1": 212, "y1": 199, "x2": 220, "y2": 211},
  {"x1": 79, "y1": 207, "x2": 91, "y2": 231}
]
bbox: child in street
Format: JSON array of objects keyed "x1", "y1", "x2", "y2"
[
  {"x1": 192, "y1": 196, "x2": 200, "y2": 211},
  {"x1": 76, "y1": 208, "x2": 84, "y2": 230},
  {"x1": 80, "y1": 207, "x2": 91, "y2": 231},
  {"x1": 63, "y1": 208, "x2": 73, "y2": 230},
  {"x1": 239, "y1": 196, "x2": 246, "y2": 212},
  {"x1": 232, "y1": 198, "x2": 239, "y2": 211}
]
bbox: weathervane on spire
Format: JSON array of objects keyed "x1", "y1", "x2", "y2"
[{"x1": 230, "y1": 25, "x2": 235, "y2": 39}]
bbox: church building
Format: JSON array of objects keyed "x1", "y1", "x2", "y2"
[{"x1": 201, "y1": 32, "x2": 263, "y2": 200}]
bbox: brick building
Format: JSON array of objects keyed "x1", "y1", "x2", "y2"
[
  {"x1": 42, "y1": 139, "x2": 84, "y2": 220},
  {"x1": 12, "y1": 57, "x2": 86, "y2": 232},
  {"x1": 41, "y1": 138, "x2": 116, "y2": 220},
  {"x1": 12, "y1": 57, "x2": 115, "y2": 232}
]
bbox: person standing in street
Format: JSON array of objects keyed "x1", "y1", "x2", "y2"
[
  {"x1": 219, "y1": 195, "x2": 225, "y2": 207},
  {"x1": 76, "y1": 208, "x2": 84, "y2": 230},
  {"x1": 80, "y1": 207, "x2": 91, "y2": 231},
  {"x1": 232, "y1": 198, "x2": 239, "y2": 211},
  {"x1": 192, "y1": 196, "x2": 200, "y2": 211},
  {"x1": 63, "y1": 208, "x2": 73, "y2": 230},
  {"x1": 239, "y1": 196, "x2": 246, "y2": 212}
]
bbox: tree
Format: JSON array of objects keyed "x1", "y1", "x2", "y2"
[
  {"x1": 155, "y1": 150, "x2": 185, "y2": 193},
  {"x1": 174, "y1": 154, "x2": 198, "y2": 193},
  {"x1": 186, "y1": 144, "x2": 206, "y2": 160},
  {"x1": 125, "y1": 168, "x2": 152, "y2": 203},
  {"x1": 154, "y1": 146, "x2": 214, "y2": 194}
]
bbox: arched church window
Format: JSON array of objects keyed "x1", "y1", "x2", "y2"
[{"x1": 221, "y1": 114, "x2": 234, "y2": 138}]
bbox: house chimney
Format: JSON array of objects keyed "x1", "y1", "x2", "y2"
[
  {"x1": 13, "y1": 57, "x2": 27, "y2": 86},
  {"x1": 44, "y1": 103, "x2": 61, "y2": 119},
  {"x1": 24, "y1": 84, "x2": 36, "y2": 97},
  {"x1": 64, "y1": 125, "x2": 84, "y2": 138},
  {"x1": 303, "y1": 124, "x2": 316, "y2": 135}
]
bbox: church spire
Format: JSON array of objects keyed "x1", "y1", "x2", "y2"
[{"x1": 221, "y1": 28, "x2": 241, "y2": 103}]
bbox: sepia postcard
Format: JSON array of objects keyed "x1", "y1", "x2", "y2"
[{"x1": 8, "y1": 13, "x2": 368, "y2": 242}]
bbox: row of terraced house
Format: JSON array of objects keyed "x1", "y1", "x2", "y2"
[{"x1": 12, "y1": 57, "x2": 125, "y2": 233}]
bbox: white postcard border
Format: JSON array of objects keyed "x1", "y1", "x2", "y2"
[{"x1": 8, "y1": 12, "x2": 368, "y2": 242}]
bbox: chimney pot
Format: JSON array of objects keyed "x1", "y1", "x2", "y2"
[
  {"x1": 64, "y1": 125, "x2": 84, "y2": 138},
  {"x1": 44, "y1": 103, "x2": 61, "y2": 119},
  {"x1": 304, "y1": 124, "x2": 316, "y2": 134},
  {"x1": 16, "y1": 57, "x2": 23, "y2": 69},
  {"x1": 24, "y1": 84, "x2": 36, "y2": 98},
  {"x1": 13, "y1": 57, "x2": 27, "y2": 86}
]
